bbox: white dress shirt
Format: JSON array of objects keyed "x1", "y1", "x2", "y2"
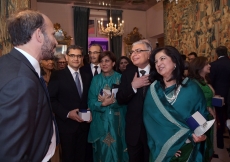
[
  {"x1": 90, "y1": 63, "x2": 101, "y2": 76},
  {"x1": 132, "y1": 64, "x2": 150, "y2": 93}
]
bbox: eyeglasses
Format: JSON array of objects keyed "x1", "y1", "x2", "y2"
[
  {"x1": 57, "y1": 61, "x2": 67, "y2": 64},
  {"x1": 88, "y1": 51, "x2": 101, "y2": 55},
  {"x1": 67, "y1": 54, "x2": 83, "y2": 59},
  {"x1": 129, "y1": 49, "x2": 150, "y2": 55},
  {"x1": 100, "y1": 59, "x2": 111, "y2": 64}
]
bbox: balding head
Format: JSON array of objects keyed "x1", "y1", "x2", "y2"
[{"x1": 7, "y1": 10, "x2": 45, "y2": 46}]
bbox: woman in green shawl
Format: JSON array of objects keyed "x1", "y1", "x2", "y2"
[
  {"x1": 189, "y1": 56, "x2": 216, "y2": 161},
  {"x1": 88, "y1": 51, "x2": 128, "y2": 162},
  {"x1": 143, "y1": 46, "x2": 209, "y2": 162}
]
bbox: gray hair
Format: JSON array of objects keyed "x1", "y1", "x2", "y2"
[
  {"x1": 132, "y1": 39, "x2": 153, "y2": 52},
  {"x1": 54, "y1": 53, "x2": 66, "y2": 61}
]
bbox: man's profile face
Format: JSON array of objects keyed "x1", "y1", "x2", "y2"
[
  {"x1": 41, "y1": 15, "x2": 58, "y2": 60},
  {"x1": 88, "y1": 46, "x2": 101, "y2": 64},
  {"x1": 188, "y1": 55, "x2": 196, "y2": 62}
]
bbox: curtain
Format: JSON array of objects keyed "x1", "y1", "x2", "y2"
[
  {"x1": 73, "y1": 6, "x2": 89, "y2": 58},
  {"x1": 107, "y1": 9, "x2": 123, "y2": 59}
]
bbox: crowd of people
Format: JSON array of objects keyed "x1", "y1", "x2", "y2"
[{"x1": 1, "y1": 9, "x2": 230, "y2": 162}]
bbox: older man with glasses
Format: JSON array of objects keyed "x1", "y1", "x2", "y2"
[
  {"x1": 80, "y1": 43, "x2": 103, "y2": 81},
  {"x1": 117, "y1": 40, "x2": 152, "y2": 162},
  {"x1": 48, "y1": 45, "x2": 92, "y2": 162}
]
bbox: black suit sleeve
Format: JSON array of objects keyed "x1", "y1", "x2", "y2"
[
  {"x1": 48, "y1": 74, "x2": 69, "y2": 121},
  {"x1": 116, "y1": 70, "x2": 136, "y2": 105},
  {"x1": 0, "y1": 77, "x2": 37, "y2": 160}
]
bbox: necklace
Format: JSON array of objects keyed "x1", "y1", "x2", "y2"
[{"x1": 164, "y1": 85, "x2": 182, "y2": 105}]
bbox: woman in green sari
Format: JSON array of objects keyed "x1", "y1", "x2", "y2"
[
  {"x1": 189, "y1": 56, "x2": 215, "y2": 161},
  {"x1": 88, "y1": 51, "x2": 128, "y2": 162},
  {"x1": 143, "y1": 46, "x2": 209, "y2": 162}
]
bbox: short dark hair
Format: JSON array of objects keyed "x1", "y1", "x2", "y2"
[
  {"x1": 99, "y1": 51, "x2": 116, "y2": 63},
  {"x1": 89, "y1": 43, "x2": 103, "y2": 52},
  {"x1": 188, "y1": 56, "x2": 211, "y2": 85},
  {"x1": 188, "y1": 52, "x2": 197, "y2": 57},
  {"x1": 149, "y1": 46, "x2": 184, "y2": 88},
  {"x1": 216, "y1": 46, "x2": 228, "y2": 57},
  {"x1": 66, "y1": 45, "x2": 83, "y2": 55},
  {"x1": 7, "y1": 10, "x2": 45, "y2": 46}
]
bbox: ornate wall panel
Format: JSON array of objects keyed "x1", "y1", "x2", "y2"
[
  {"x1": 164, "y1": 0, "x2": 230, "y2": 60},
  {"x1": 0, "y1": 0, "x2": 30, "y2": 55}
]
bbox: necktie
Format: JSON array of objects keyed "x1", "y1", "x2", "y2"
[
  {"x1": 140, "y1": 70, "x2": 147, "y2": 97},
  {"x1": 94, "y1": 66, "x2": 98, "y2": 76},
  {"x1": 75, "y1": 72, "x2": 82, "y2": 98},
  {"x1": 140, "y1": 70, "x2": 146, "y2": 76}
]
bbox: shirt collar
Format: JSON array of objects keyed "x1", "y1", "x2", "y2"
[
  {"x1": 90, "y1": 63, "x2": 100, "y2": 68},
  {"x1": 68, "y1": 65, "x2": 80, "y2": 74},
  {"x1": 14, "y1": 47, "x2": 41, "y2": 77},
  {"x1": 138, "y1": 64, "x2": 150, "y2": 75},
  {"x1": 218, "y1": 56, "x2": 225, "y2": 59}
]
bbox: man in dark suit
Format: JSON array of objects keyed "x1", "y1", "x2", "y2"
[
  {"x1": 210, "y1": 46, "x2": 230, "y2": 149},
  {"x1": 79, "y1": 43, "x2": 102, "y2": 162},
  {"x1": 0, "y1": 10, "x2": 58, "y2": 161},
  {"x1": 80, "y1": 43, "x2": 103, "y2": 80},
  {"x1": 48, "y1": 45, "x2": 92, "y2": 162},
  {"x1": 117, "y1": 40, "x2": 152, "y2": 162}
]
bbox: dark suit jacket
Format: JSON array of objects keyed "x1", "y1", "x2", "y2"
[
  {"x1": 116, "y1": 64, "x2": 149, "y2": 146},
  {"x1": 0, "y1": 48, "x2": 54, "y2": 162},
  {"x1": 48, "y1": 67, "x2": 91, "y2": 133},
  {"x1": 210, "y1": 56, "x2": 230, "y2": 101},
  {"x1": 80, "y1": 64, "x2": 93, "y2": 82}
]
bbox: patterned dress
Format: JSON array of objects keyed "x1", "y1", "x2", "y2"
[{"x1": 88, "y1": 71, "x2": 128, "y2": 162}]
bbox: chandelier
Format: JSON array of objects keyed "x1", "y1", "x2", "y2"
[
  {"x1": 97, "y1": 4, "x2": 124, "y2": 38},
  {"x1": 156, "y1": 0, "x2": 178, "y2": 4}
]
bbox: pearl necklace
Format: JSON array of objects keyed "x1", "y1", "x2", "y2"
[{"x1": 164, "y1": 85, "x2": 182, "y2": 105}]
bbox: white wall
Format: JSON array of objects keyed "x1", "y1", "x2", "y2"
[
  {"x1": 146, "y1": 1, "x2": 164, "y2": 38},
  {"x1": 37, "y1": 2, "x2": 147, "y2": 55},
  {"x1": 37, "y1": 2, "x2": 75, "y2": 44}
]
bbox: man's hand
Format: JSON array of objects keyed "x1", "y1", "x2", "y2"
[
  {"x1": 192, "y1": 133, "x2": 207, "y2": 143},
  {"x1": 68, "y1": 109, "x2": 84, "y2": 122},
  {"x1": 131, "y1": 73, "x2": 150, "y2": 89}
]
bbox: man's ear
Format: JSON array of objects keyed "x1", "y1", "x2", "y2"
[{"x1": 34, "y1": 28, "x2": 43, "y2": 43}]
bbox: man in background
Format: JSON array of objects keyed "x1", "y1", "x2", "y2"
[
  {"x1": 210, "y1": 46, "x2": 230, "y2": 149},
  {"x1": 188, "y1": 52, "x2": 197, "y2": 62},
  {"x1": 80, "y1": 43, "x2": 103, "y2": 80},
  {"x1": 48, "y1": 45, "x2": 92, "y2": 162},
  {"x1": 117, "y1": 40, "x2": 152, "y2": 162},
  {"x1": 0, "y1": 10, "x2": 58, "y2": 161}
]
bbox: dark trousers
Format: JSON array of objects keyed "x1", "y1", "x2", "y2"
[
  {"x1": 215, "y1": 105, "x2": 228, "y2": 149},
  {"x1": 127, "y1": 126, "x2": 150, "y2": 162},
  {"x1": 59, "y1": 128, "x2": 88, "y2": 162}
]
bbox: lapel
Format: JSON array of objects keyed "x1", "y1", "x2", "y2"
[
  {"x1": 87, "y1": 64, "x2": 93, "y2": 76},
  {"x1": 10, "y1": 48, "x2": 39, "y2": 78},
  {"x1": 80, "y1": 69, "x2": 88, "y2": 98},
  {"x1": 11, "y1": 48, "x2": 60, "y2": 144}
]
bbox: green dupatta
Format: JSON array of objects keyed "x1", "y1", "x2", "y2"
[{"x1": 143, "y1": 78, "x2": 207, "y2": 162}]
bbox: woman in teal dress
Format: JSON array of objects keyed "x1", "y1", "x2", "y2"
[
  {"x1": 88, "y1": 51, "x2": 128, "y2": 162},
  {"x1": 143, "y1": 46, "x2": 209, "y2": 162},
  {"x1": 189, "y1": 56, "x2": 215, "y2": 161}
]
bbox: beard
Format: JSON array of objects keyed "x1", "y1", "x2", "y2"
[{"x1": 41, "y1": 33, "x2": 56, "y2": 60}]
